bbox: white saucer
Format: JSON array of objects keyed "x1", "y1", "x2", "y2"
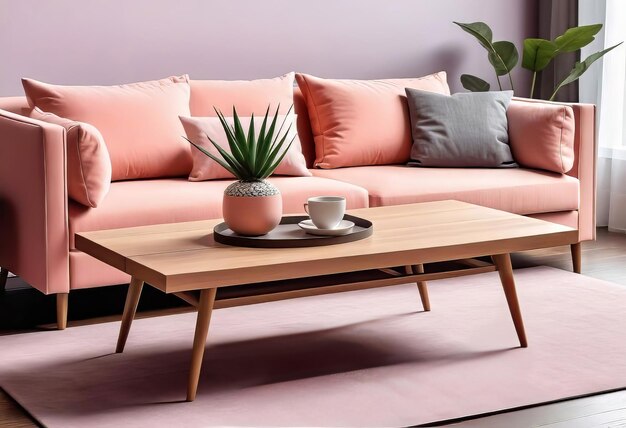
[{"x1": 298, "y1": 219, "x2": 355, "y2": 236}]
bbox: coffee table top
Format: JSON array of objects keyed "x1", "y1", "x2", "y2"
[{"x1": 75, "y1": 200, "x2": 577, "y2": 293}]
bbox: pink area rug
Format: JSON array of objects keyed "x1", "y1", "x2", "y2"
[{"x1": 1, "y1": 267, "x2": 626, "y2": 427}]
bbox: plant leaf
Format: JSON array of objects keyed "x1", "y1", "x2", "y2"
[
  {"x1": 257, "y1": 123, "x2": 292, "y2": 176},
  {"x1": 213, "y1": 108, "x2": 248, "y2": 169},
  {"x1": 460, "y1": 74, "x2": 491, "y2": 92},
  {"x1": 204, "y1": 122, "x2": 251, "y2": 178},
  {"x1": 259, "y1": 108, "x2": 278, "y2": 167},
  {"x1": 265, "y1": 104, "x2": 281, "y2": 143},
  {"x1": 187, "y1": 103, "x2": 296, "y2": 180},
  {"x1": 206, "y1": 134, "x2": 251, "y2": 179},
  {"x1": 555, "y1": 24, "x2": 603, "y2": 52},
  {"x1": 261, "y1": 131, "x2": 289, "y2": 176},
  {"x1": 270, "y1": 104, "x2": 294, "y2": 146},
  {"x1": 231, "y1": 107, "x2": 249, "y2": 159},
  {"x1": 256, "y1": 105, "x2": 282, "y2": 167},
  {"x1": 247, "y1": 113, "x2": 256, "y2": 172},
  {"x1": 223, "y1": 108, "x2": 249, "y2": 165},
  {"x1": 184, "y1": 136, "x2": 240, "y2": 178},
  {"x1": 260, "y1": 136, "x2": 296, "y2": 179},
  {"x1": 522, "y1": 38, "x2": 559, "y2": 71},
  {"x1": 488, "y1": 41, "x2": 519, "y2": 75},
  {"x1": 454, "y1": 21, "x2": 493, "y2": 50},
  {"x1": 253, "y1": 106, "x2": 271, "y2": 175},
  {"x1": 550, "y1": 42, "x2": 622, "y2": 100},
  {"x1": 455, "y1": 21, "x2": 516, "y2": 85},
  {"x1": 522, "y1": 25, "x2": 602, "y2": 73}
]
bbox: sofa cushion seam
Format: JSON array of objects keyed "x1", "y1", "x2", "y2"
[{"x1": 298, "y1": 75, "x2": 327, "y2": 168}]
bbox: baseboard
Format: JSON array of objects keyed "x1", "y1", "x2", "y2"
[{"x1": 4, "y1": 276, "x2": 30, "y2": 291}]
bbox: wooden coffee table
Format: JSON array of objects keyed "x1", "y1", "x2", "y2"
[{"x1": 75, "y1": 200, "x2": 578, "y2": 401}]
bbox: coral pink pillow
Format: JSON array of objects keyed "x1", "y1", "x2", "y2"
[
  {"x1": 295, "y1": 72, "x2": 450, "y2": 168},
  {"x1": 30, "y1": 108, "x2": 111, "y2": 208},
  {"x1": 507, "y1": 99, "x2": 575, "y2": 174},
  {"x1": 180, "y1": 114, "x2": 311, "y2": 181},
  {"x1": 189, "y1": 73, "x2": 295, "y2": 117},
  {"x1": 22, "y1": 76, "x2": 192, "y2": 181}
]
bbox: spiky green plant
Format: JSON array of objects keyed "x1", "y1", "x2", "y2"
[{"x1": 184, "y1": 104, "x2": 296, "y2": 181}]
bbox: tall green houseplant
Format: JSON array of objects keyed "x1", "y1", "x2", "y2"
[{"x1": 454, "y1": 21, "x2": 622, "y2": 100}]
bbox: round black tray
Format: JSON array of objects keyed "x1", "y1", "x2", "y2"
[{"x1": 213, "y1": 214, "x2": 373, "y2": 248}]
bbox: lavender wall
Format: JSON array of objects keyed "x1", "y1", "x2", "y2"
[{"x1": 0, "y1": 0, "x2": 537, "y2": 96}]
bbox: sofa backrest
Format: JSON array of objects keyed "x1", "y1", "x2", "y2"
[
  {"x1": 0, "y1": 96, "x2": 29, "y2": 115},
  {"x1": 0, "y1": 93, "x2": 591, "y2": 176},
  {"x1": 0, "y1": 89, "x2": 318, "y2": 170}
]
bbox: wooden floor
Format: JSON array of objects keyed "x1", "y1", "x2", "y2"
[{"x1": 0, "y1": 228, "x2": 625, "y2": 428}]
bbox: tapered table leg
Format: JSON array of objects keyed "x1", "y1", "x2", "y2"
[
  {"x1": 571, "y1": 242, "x2": 582, "y2": 274},
  {"x1": 492, "y1": 253, "x2": 527, "y2": 348},
  {"x1": 187, "y1": 288, "x2": 218, "y2": 402},
  {"x1": 413, "y1": 264, "x2": 430, "y2": 311},
  {"x1": 116, "y1": 277, "x2": 144, "y2": 353},
  {"x1": 406, "y1": 264, "x2": 430, "y2": 311}
]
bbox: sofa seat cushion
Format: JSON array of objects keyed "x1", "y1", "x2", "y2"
[
  {"x1": 69, "y1": 177, "x2": 368, "y2": 248},
  {"x1": 312, "y1": 165, "x2": 579, "y2": 215}
]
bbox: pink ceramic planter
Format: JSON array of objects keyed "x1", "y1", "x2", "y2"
[{"x1": 222, "y1": 181, "x2": 282, "y2": 236}]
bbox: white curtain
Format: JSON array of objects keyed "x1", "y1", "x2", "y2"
[{"x1": 579, "y1": 0, "x2": 626, "y2": 233}]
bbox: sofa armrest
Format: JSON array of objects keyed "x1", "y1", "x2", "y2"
[
  {"x1": 567, "y1": 103, "x2": 596, "y2": 241},
  {"x1": 0, "y1": 109, "x2": 70, "y2": 294},
  {"x1": 511, "y1": 97, "x2": 596, "y2": 241}
]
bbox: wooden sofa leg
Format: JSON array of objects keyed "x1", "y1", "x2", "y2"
[
  {"x1": 0, "y1": 268, "x2": 8, "y2": 293},
  {"x1": 571, "y1": 243, "x2": 582, "y2": 274},
  {"x1": 56, "y1": 293, "x2": 69, "y2": 330}
]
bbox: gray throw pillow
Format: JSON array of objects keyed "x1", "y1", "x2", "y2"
[{"x1": 405, "y1": 88, "x2": 516, "y2": 168}]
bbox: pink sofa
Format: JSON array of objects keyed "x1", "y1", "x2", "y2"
[{"x1": 0, "y1": 86, "x2": 596, "y2": 329}]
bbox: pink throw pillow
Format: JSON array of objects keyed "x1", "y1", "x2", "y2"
[
  {"x1": 30, "y1": 108, "x2": 111, "y2": 208},
  {"x1": 22, "y1": 75, "x2": 192, "y2": 181},
  {"x1": 507, "y1": 99, "x2": 575, "y2": 174},
  {"x1": 190, "y1": 73, "x2": 295, "y2": 117},
  {"x1": 180, "y1": 114, "x2": 311, "y2": 181},
  {"x1": 295, "y1": 72, "x2": 451, "y2": 168}
]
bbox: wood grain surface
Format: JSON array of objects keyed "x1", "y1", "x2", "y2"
[{"x1": 76, "y1": 201, "x2": 577, "y2": 292}]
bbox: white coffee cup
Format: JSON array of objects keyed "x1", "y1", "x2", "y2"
[{"x1": 303, "y1": 196, "x2": 346, "y2": 230}]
